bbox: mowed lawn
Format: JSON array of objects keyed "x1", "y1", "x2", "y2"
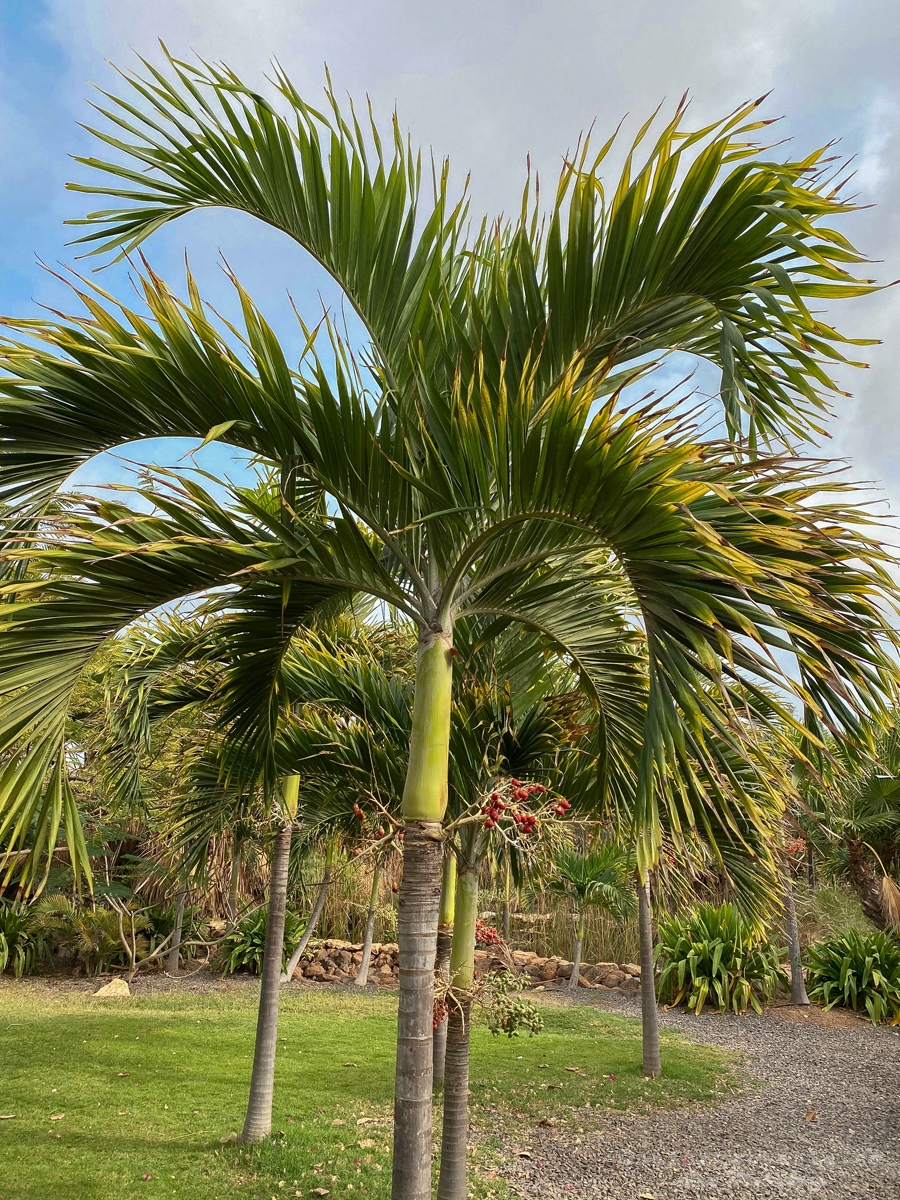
[{"x1": 0, "y1": 982, "x2": 737, "y2": 1200}]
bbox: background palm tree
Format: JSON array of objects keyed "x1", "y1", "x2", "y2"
[{"x1": 549, "y1": 844, "x2": 636, "y2": 989}]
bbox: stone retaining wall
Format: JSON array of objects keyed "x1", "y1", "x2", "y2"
[{"x1": 291, "y1": 940, "x2": 642, "y2": 994}]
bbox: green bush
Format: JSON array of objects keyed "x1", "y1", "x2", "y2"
[
  {"x1": 30, "y1": 895, "x2": 150, "y2": 975},
  {"x1": 656, "y1": 902, "x2": 786, "y2": 1015},
  {"x1": 218, "y1": 907, "x2": 306, "y2": 975},
  {"x1": 794, "y1": 883, "x2": 874, "y2": 946},
  {"x1": 0, "y1": 902, "x2": 46, "y2": 977},
  {"x1": 806, "y1": 928, "x2": 900, "y2": 1025}
]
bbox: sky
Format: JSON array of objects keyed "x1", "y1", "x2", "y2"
[{"x1": 0, "y1": 0, "x2": 898, "y2": 511}]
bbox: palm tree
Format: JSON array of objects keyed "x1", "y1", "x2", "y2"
[
  {"x1": 432, "y1": 850, "x2": 457, "y2": 1082},
  {"x1": 2, "y1": 55, "x2": 899, "y2": 1196},
  {"x1": 797, "y1": 727, "x2": 900, "y2": 933},
  {"x1": 549, "y1": 844, "x2": 636, "y2": 989}
]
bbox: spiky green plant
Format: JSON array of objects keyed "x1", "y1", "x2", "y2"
[
  {"x1": 657, "y1": 902, "x2": 786, "y2": 1014},
  {"x1": 806, "y1": 929, "x2": 900, "y2": 1025},
  {"x1": 0, "y1": 901, "x2": 46, "y2": 977}
]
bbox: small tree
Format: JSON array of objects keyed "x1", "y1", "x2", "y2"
[{"x1": 549, "y1": 845, "x2": 636, "y2": 989}]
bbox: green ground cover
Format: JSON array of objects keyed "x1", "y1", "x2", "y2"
[{"x1": 0, "y1": 983, "x2": 736, "y2": 1200}]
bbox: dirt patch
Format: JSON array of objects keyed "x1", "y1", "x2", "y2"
[{"x1": 766, "y1": 1001, "x2": 872, "y2": 1031}]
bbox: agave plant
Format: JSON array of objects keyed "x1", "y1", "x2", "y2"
[
  {"x1": 656, "y1": 902, "x2": 786, "y2": 1015},
  {"x1": 806, "y1": 929, "x2": 900, "y2": 1025}
]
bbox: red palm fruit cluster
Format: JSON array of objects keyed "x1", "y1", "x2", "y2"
[
  {"x1": 552, "y1": 798, "x2": 571, "y2": 817},
  {"x1": 352, "y1": 803, "x2": 365, "y2": 821},
  {"x1": 475, "y1": 918, "x2": 505, "y2": 947},
  {"x1": 432, "y1": 995, "x2": 449, "y2": 1029},
  {"x1": 480, "y1": 791, "x2": 506, "y2": 829}
]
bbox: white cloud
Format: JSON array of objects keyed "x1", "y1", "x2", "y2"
[{"x1": 26, "y1": 0, "x2": 900, "y2": 516}]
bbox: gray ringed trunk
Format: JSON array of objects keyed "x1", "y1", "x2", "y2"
[
  {"x1": 783, "y1": 871, "x2": 810, "y2": 1006},
  {"x1": 281, "y1": 848, "x2": 335, "y2": 982},
  {"x1": 436, "y1": 995, "x2": 471, "y2": 1200},
  {"x1": 241, "y1": 820, "x2": 293, "y2": 1143},
  {"x1": 432, "y1": 923, "x2": 454, "y2": 1086},
  {"x1": 354, "y1": 861, "x2": 382, "y2": 988},
  {"x1": 391, "y1": 821, "x2": 443, "y2": 1200},
  {"x1": 638, "y1": 873, "x2": 661, "y2": 1078},
  {"x1": 568, "y1": 920, "x2": 583, "y2": 991},
  {"x1": 165, "y1": 885, "x2": 187, "y2": 975},
  {"x1": 227, "y1": 846, "x2": 242, "y2": 922}
]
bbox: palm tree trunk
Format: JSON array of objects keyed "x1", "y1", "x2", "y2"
[
  {"x1": 784, "y1": 869, "x2": 809, "y2": 1005},
  {"x1": 241, "y1": 816, "x2": 293, "y2": 1142},
  {"x1": 437, "y1": 865, "x2": 478, "y2": 1200},
  {"x1": 501, "y1": 858, "x2": 512, "y2": 944},
  {"x1": 568, "y1": 910, "x2": 585, "y2": 990},
  {"x1": 433, "y1": 852, "x2": 457, "y2": 1088},
  {"x1": 638, "y1": 870, "x2": 661, "y2": 1078},
  {"x1": 227, "y1": 841, "x2": 242, "y2": 922},
  {"x1": 165, "y1": 885, "x2": 187, "y2": 975},
  {"x1": 354, "y1": 859, "x2": 382, "y2": 987},
  {"x1": 282, "y1": 837, "x2": 336, "y2": 982},
  {"x1": 391, "y1": 629, "x2": 453, "y2": 1200},
  {"x1": 846, "y1": 837, "x2": 890, "y2": 930}
]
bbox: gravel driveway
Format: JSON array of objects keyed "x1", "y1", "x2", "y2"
[{"x1": 502, "y1": 992, "x2": 900, "y2": 1200}]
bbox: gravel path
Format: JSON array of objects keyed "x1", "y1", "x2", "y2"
[{"x1": 502, "y1": 992, "x2": 900, "y2": 1200}]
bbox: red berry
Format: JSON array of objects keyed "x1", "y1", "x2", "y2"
[{"x1": 485, "y1": 818, "x2": 496, "y2": 829}]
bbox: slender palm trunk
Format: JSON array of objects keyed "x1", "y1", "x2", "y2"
[
  {"x1": 241, "y1": 816, "x2": 294, "y2": 1142},
  {"x1": 501, "y1": 859, "x2": 512, "y2": 944},
  {"x1": 165, "y1": 885, "x2": 187, "y2": 975},
  {"x1": 638, "y1": 871, "x2": 661, "y2": 1078},
  {"x1": 569, "y1": 910, "x2": 585, "y2": 990},
  {"x1": 391, "y1": 629, "x2": 453, "y2": 1200},
  {"x1": 354, "y1": 859, "x2": 382, "y2": 987},
  {"x1": 783, "y1": 869, "x2": 809, "y2": 1006},
  {"x1": 227, "y1": 842, "x2": 242, "y2": 922},
  {"x1": 437, "y1": 865, "x2": 478, "y2": 1200},
  {"x1": 433, "y1": 852, "x2": 457, "y2": 1087},
  {"x1": 282, "y1": 838, "x2": 336, "y2": 982}
]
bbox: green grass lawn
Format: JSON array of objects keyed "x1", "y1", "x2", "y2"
[{"x1": 0, "y1": 982, "x2": 737, "y2": 1200}]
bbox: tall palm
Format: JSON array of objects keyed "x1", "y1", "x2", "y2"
[
  {"x1": 107, "y1": 603, "x2": 412, "y2": 1140},
  {"x1": 2, "y1": 57, "x2": 899, "y2": 1198},
  {"x1": 549, "y1": 844, "x2": 636, "y2": 989}
]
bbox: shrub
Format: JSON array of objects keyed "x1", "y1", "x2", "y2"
[
  {"x1": 218, "y1": 907, "x2": 306, "y2": 975},
  {"x1": 806, "y1": 928, "x2": 900, "y2": 1026},
  {"x1": 143, "y1": 901, "x2": 202, "y2": 962},
  {"x1": 30, "y1": 895, "x2": 150, "y2": 975},
  {"x1": 656, "y1": 902, "x2": 786, "y2": 1015},
  {"x1": 482, "y1": 970, "x2": 544, "y2": 1038},
  {"x1": 0, "y1": 902, "x2": 46, "y2": 977},
  {"x1": 794, "y1": 883, "x2": 874, "y2": 946}
]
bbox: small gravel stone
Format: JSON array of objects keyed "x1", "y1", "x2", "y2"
[{"x1": 503, "y1": 991, "x2": 900, "y2": 1199}]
